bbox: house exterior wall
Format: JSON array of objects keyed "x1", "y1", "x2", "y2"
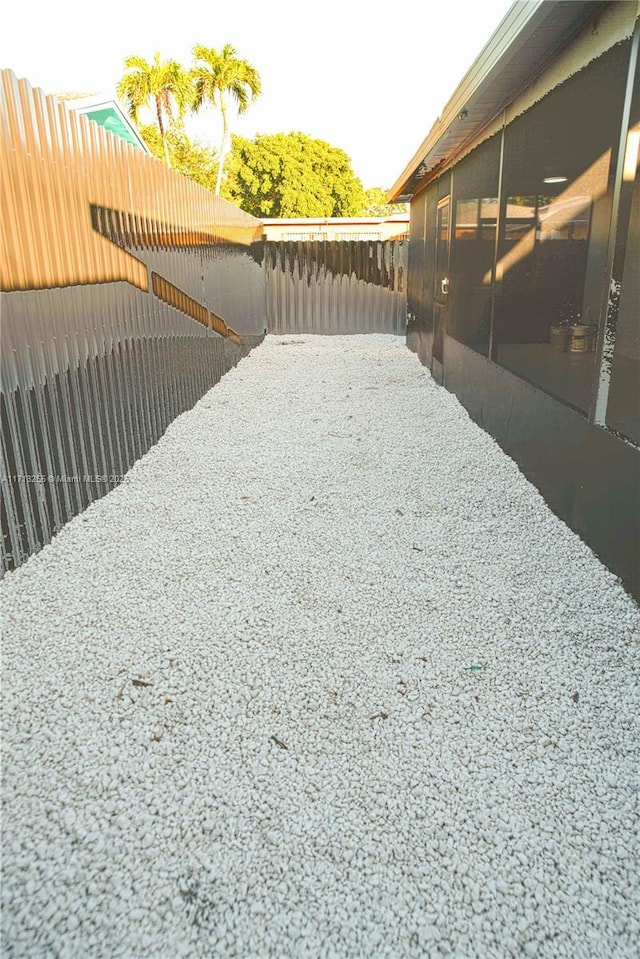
[{"x1": 406, "y1": 10, "x2": 640, "y2": 599}]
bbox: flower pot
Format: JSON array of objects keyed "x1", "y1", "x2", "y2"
[{"x1": 568, "y1": 324, "x2": 590, "y2": 352}]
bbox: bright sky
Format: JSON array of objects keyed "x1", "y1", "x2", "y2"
[{"x1": 1, "y1": 0, "x2": 516, "y2": 190}]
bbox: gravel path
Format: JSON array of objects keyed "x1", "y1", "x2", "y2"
[{"x1": 2, "y1": 334, "x2": 639, "y2": 959}]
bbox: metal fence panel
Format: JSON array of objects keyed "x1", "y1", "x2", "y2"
[
  {"x1": 264, "y1": 238, "x2": 407, "y2": 335},
  {"x1": 1, "y1": 70, "x2": 265, "y2": 573}
]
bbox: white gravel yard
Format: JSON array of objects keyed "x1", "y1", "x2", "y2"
[{"x1": 1, "y1": 333, "x2": 639, "y2": 959}]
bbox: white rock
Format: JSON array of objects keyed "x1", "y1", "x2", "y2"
[{"x1": 1, "y1": 334, "x2": 638, "y2": 959}]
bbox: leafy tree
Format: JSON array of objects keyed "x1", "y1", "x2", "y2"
[
  {"x1": 191, "y1": 44, "x2": 261, "y2": 196},
  {"x1": 360, "y1": 187, "x2": 409, "y2": 218},
  {"x1": 138, "y1": 124, "x2": 218, "y2": 193},
  {"x1": 116, "y1": 53, "x2": 192, "y2": 168},
  {"x1": 223, "y1": 132, "x2": 366, "y2": 217}
]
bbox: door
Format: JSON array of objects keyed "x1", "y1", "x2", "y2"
[{"x1": 433, "y1": 196, "x2": 451, "y2": 382}]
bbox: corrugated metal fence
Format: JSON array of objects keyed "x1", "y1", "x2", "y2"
[
  {"x1": 1, "y1": 70, "x2": 408, "y2": 573},
  {"x1": 0, "y1": 70, "x2": 265, "y2": 573},
  {"x1": 265, "y1": 238, "x2": 407, "y2": 335}
]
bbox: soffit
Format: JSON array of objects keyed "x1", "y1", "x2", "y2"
[{"x1": 389, "y1": 0, "x2": 611, "y2": 200}]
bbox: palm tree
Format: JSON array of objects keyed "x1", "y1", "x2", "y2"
[
  {"x1": 116, "y1": 53, "x2": 191, "y2": 168},
  {"x1": 191, "y1": 44, "x2": 261, "y2": 195}
]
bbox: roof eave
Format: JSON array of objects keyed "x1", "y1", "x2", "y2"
[{"x1": 388, "y1": 0, "x2": 610, "y2": 201}]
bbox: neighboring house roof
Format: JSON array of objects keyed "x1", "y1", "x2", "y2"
[
  {"x1": 61, "y1": 94, "x2": 151, "y2": 154},
  {"x1": 262, "y1": 217, "x2": 410, "y2": 227},
  {"x1": 262, "y1": 216, "x2": 410, "y2": 242},
  {"x1": 388, "y1": 0, "x2": 611, "y2": 201}
]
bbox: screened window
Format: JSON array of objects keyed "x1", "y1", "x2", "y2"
[
  {"x1": 494, "y1": 41, "x2": 630, "y2": 413},
  {"x1": 448, "y1": 135, "x2": 501, "y2": 354}
]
